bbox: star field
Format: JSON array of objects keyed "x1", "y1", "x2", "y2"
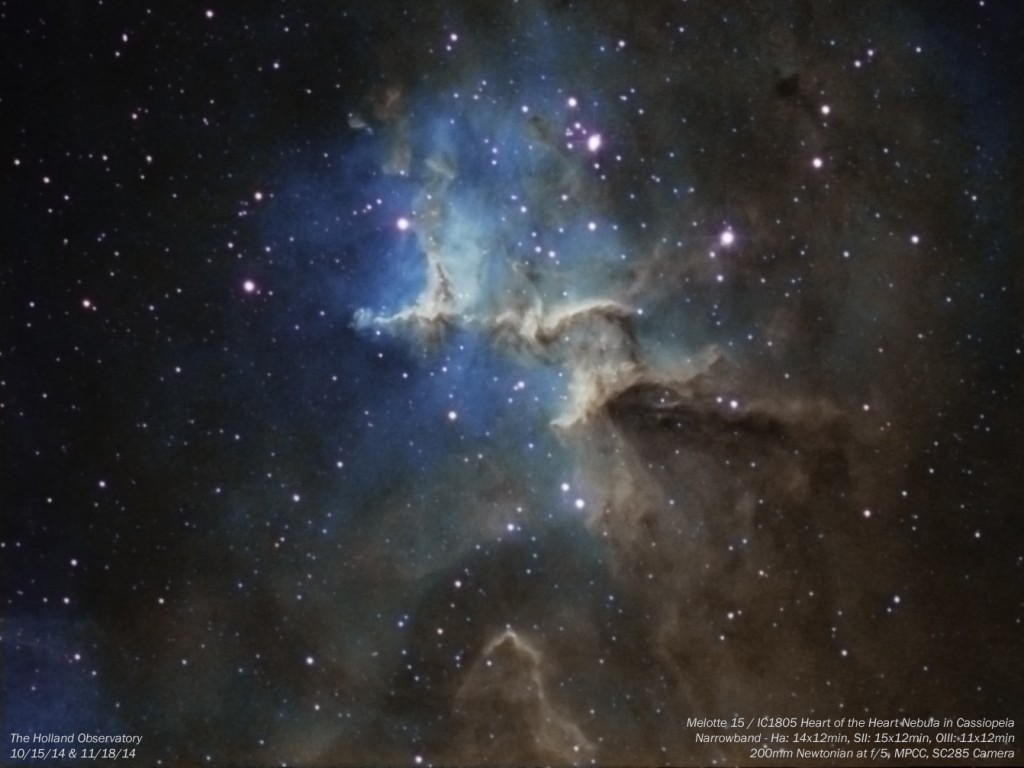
[{"x1": 2, "y1": 1, "x2": 1023, "y2": 765}]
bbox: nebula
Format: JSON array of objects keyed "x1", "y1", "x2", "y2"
[{"x1": 4, "y1": 1, "x2": 1020, "y2": 765}]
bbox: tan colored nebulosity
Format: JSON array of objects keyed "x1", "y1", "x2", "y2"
[{"x1": 453, "y1": 629, "x2": 594, "y2": 766}]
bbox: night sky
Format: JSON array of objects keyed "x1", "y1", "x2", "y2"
[{"x1": 3, "y1": 1, "x2": 1023, "y2": 766}]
